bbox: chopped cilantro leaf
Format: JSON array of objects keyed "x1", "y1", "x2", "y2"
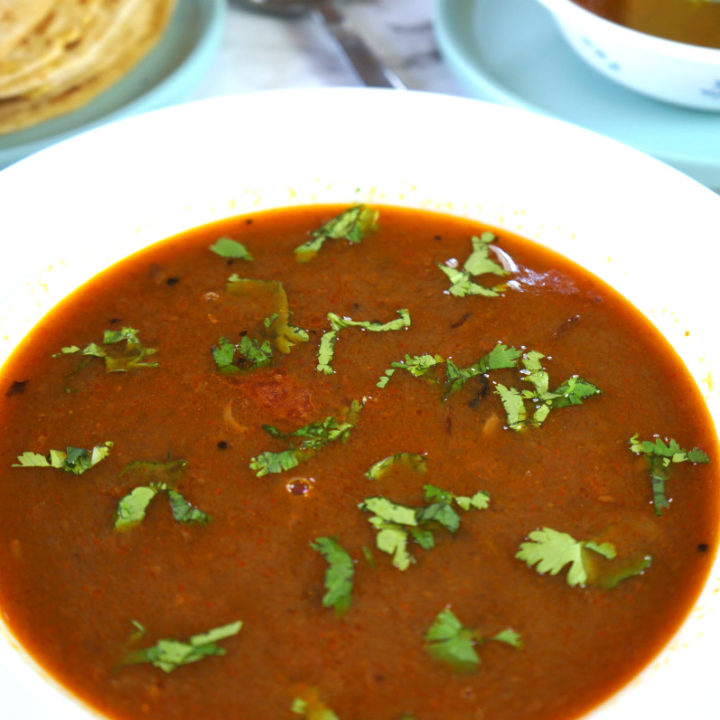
[
  {"x1": 494, "y1": 351, "x2": 601, "y2": 430},
  {"x1": 495, "y1": 383, "x2": 527, "y2": 429},
  {"x1": 416, "y1": 502, "x2": 461, "y2": 534},
  {"x1": 249, "y1": 449, "x2": 303, "y2": 477},
  {"x1": 114, "y1": 459, "x2": 209, "y2": 530},
  {"x1": 114, "y1": 484, "x2": 161, "y2": 530},
  {"x1": 360, "y1": 487, "x2": 489, "y2": 570},
  {"x1": 516, "y1": 527, "x2": 614, "y2": 587},
  {"x1": 377, "y1": 353, "x2": 444, "y2": 388},
  {"x1": 629, "y1": 434, "x2": 710, "y2": 515},
  {"x1": 167, "y1": 489, "x2": 211, "y2": 525},
  {"x1": 424, "y1": 607, "x2": 522, "y2": 672},
  {"x1": 362, "y1": 496, "x2": 419, "y2": 526},
  {"x1": 377, "y1": 343, "x2": 523, "y2": 398},
  {"x1": 212, "y1": 335, "x2": 273, "y2": 373},
  {"x1": 375, "y1": 524, "x2": 414, "y2": 571},
  {"x1": 209, "y1": 237, "x2": 253, "y2": 261},
  {"x1": 294, "y1": 205, "x2": 379, "y2": 262},
  {"x1": 291, "y1": 687, "x2": 341, "y2": 720},
  {"x1": 263, "y1": 415, "x2": 355, "y2": 451},
  {"x1": 311, "y1": 537, "x2": 355, "y2": 616},
  {"x1": 423, "y1": 484, "x2": 490, "y2": 512},
  {"x1": 317, "y1": 309, "x2": 411, "y2": 375},
  {"x1": 114, "y1": 481, "x2": 210, "y2": 531},
  {"x1": 464, "y1": 233, "x2": 511, "y2": 277},
  {"x1": 264, "y1": 312, "x2": 279, "y2": 328},
  {"x1": 364, "y1": 453, "x2": 427, "y2": 481},
  {"x1": 122, "y1": 620, "x2": 242, "y2": 673},
  {"x1": 552, "y1": 376, "x2": 604, "y2": 407},
  {"x1": 516, "y1": 527, "x2": 651, "y2": 588},
  {"x1": 443, "y1": 343, "x2": 522, "y2": 398},
  {"x1": 211, "y1": 337, "x2": 236, "y2": 369},
  {"x1": 360, "y1": 497, "x2": 418, "y2": 570},
  {"x1": 438, "y1": 233, "x2": 509, "y2": 298},
  {"x1": 250, "y1": 400, "x2": 365, "y2": 477},
  {"x1": 13, "y1": 441, "x2": 113, "y2": 474},
  {"x1": 317, "y1": 330, "x2": 338, "y2": 376},
  {"x1": 233, "y1": 336, "x2": 272, "y2": 369},
  {"x1": 54, "y1": 327, "x2": 158, "y2": 373}
]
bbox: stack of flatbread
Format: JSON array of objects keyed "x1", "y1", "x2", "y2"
[{"x1": 0, "y1": 0, "x2": 176, "y2": 135}]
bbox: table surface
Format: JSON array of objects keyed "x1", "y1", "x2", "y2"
[{"x1": 187, "y1": 0, "x2": 464, "y2": 99}]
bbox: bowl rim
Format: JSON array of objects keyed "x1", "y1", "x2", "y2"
[{"x1": 536, "y1": 0, "x2": 720, "y2": 62}]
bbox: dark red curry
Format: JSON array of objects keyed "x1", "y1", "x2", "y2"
[{"x1": 0, "y1": 205, "x2": 716, "y2": 720}]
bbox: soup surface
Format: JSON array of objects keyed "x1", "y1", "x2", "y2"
[
  {"x1": 573, "y1": 0, "x2": 720, "y2": 47},
  {"x1": 0, "y1": 205, "x2": 717, "y2": 720}
]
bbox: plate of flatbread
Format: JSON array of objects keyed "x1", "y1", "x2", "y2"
[{"x1": 0, "y1": 0, "x2": 224, "y2": 168}]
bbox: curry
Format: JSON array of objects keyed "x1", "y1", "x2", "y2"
[
  {"x1": 0, "y1": 205, "x2": 716, "y2": 720},
  {"x1": 573, "y1": 0, "x2": 720, "y2": 48}
]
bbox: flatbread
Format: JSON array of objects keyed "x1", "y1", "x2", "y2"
[
  {"x1": 0, "y1": 0, "x2": 175, "y2": 135},
  {"x1": 0, "y1": 0, "x2": 105, "y2": 97},
  {"x1": 0, "y1": 0, "x2": 145, "y2": 99},
  {"x1": 0, "y1": 0, "x2": 56, "y2": 60}
]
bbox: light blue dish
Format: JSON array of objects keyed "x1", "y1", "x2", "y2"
[
  {"x1": 0, "y1": 0, "x2": 226, "y2": 170},
  {"x1": 434, "y1": 0, "x2": 720, "y2": 189}
]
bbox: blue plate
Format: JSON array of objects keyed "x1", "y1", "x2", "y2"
[
  {"x1": 434, "y1": 0, "x2": 720, "y2": 189},
  {"x1": 0, "y1": 0, "x2": 225, "y2": 170}
]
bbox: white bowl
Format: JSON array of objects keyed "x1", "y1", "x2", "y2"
[
  {"x1": 0, "y1": 88, "x2": 718, "y2": 720},
  {"x1": 536, "y1": 0, "x2": 720, "y2": 111}
]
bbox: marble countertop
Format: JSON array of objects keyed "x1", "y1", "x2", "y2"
[{"x1": 187, "y1": 0, "x2": 465, "y2": 99}]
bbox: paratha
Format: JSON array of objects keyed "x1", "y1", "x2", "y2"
[
  {"x1": 0, "y1": 0, "x2": 56, "y2": 60},
  {"x1": 0, "y1": 0, "x2": 175, "y2": 135},
  {"x1": 0, "y1": 0, "x2": 106, "y2": 98}
]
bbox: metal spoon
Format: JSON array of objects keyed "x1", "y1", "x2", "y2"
[{"x1": 234, "y1": 0, "x2": 407, "y2": 89}]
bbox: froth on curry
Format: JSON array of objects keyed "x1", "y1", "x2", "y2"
[
  {"x1": 0, "y1": 205, "x2": 717, "y2": 720},
  {"x1": 0, "y1": 0, "x2": 175, "y2": 135}
]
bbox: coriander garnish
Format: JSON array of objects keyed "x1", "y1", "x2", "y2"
[
  {"x1": 291, "y1": 686, "x2": 341, "y2": 720},
  {"x1": 209, "y1": 236, "x2": 253, "y2": 261},
  {"x1": 294, "y1": 205, "x2": 378, "y2": 262},
  {"x1": 376, "y1": 343, "x2": 521, "y2": 397},
  {"x1": 495, "y1": 350, "x2": 601, "y2": 430},
  {"x1": 317, "y1": 308, "x2": 411, "y2": 375},
  {"x1": 443, "y1": 343, "x2": 521, "y2": 398},
  {"x1": 212, "y1": 335, "x2": 273, "y2": 373},
  {"x1": 53, "y1": 327, "x2": 158, "y2": 373},
  {"x1": 122, "y1": 620, "x2": 242, "y2": 673},
  {"x1": 360, "y1": 484, "x2": 490, "y2": 570},
  {"x1": 628, "y1": 435, "x2": 710, "y2": 515},
  {"x1": 516, "y1": 526, "x2": 652, "y2": 588},
  {"x1": 423, "y1": 484, "x2": 490, "y2": 511},
  {"x1": 12, "y1": 441, "x2": 113, "y2": 474},
  {"x1": 311, "y1": 537, "x2": 355, "y2": 616},
  {"x1": 424, "y1": 607, "x2": 522, "y2": 672},
  {"x1": 114, "y1": 482, "x2": 210, "y2": 531},
  {"x1": 377, "y1": 353, "x2": 444, "y2": 389},
  {"x1": 249, "y1": 399, "x2": 365, "y2": 477},
  {"x1": 438, "y1": 232, "x2": 510, "y2": 298}
]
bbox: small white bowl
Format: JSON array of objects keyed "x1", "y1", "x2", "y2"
[{"x1": 536, "y1": 0, "x2": 720, "y2": 111}]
